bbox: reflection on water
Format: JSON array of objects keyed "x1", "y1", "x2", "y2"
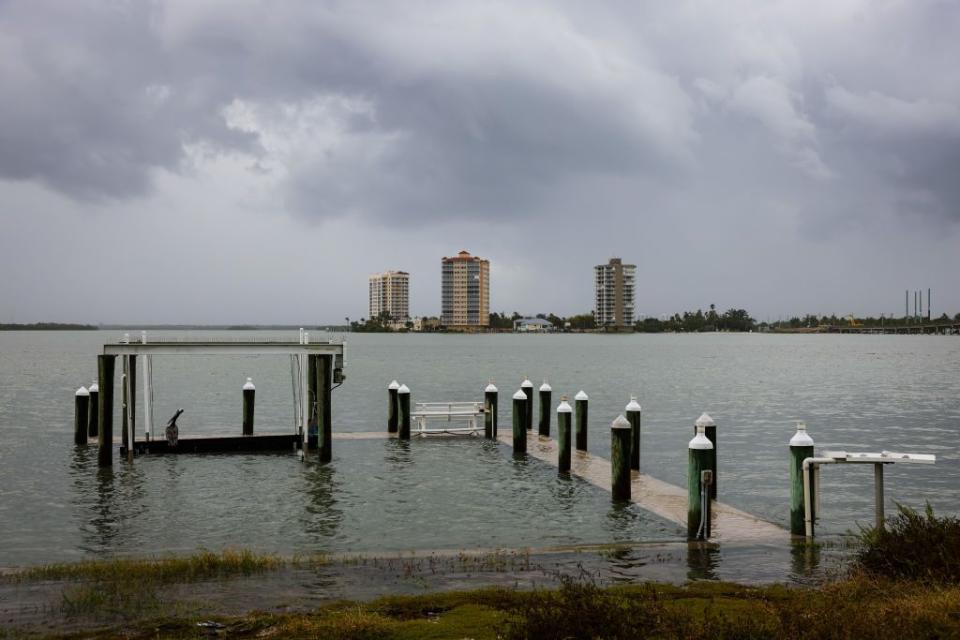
[
  {"x1": 91, "y1": 468, "x2": 117, "y2": 550},
  {"x1": 300, "y1": 462, "x2": 342, "y2": 541},
  {"x1": 686, "y1": 542, "x2": 720, "y2": 581},
  {"x1": 789, "y1": 541, "x2": 822, "y2": 582}
]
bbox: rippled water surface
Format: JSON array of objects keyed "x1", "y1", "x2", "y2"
[{"x1": 0, "y1": 330, "x2": 957, "y2": 566}]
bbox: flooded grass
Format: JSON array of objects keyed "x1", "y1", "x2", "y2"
[
  {"x1": 10, "y1": 549, "x2": 325, "y2": 584},
  {"x1": 24, "y1": 576, "x2": 960, "y2": 639}
]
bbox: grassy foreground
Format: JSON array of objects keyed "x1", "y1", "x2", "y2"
[{"x1": 20, "y1": 574, "x2": 960, "y2": 639}]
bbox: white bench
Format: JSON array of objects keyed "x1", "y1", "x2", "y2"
[{"x1": 410, "y1": 401, "x2": 485, "y2": 436}]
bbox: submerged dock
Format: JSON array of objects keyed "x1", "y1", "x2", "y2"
[{"x1": 499, "y1": 431, "x2": 789, "y2": 544}]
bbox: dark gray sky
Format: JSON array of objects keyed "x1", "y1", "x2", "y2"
[{"x1": 1, "y1": 1, "x2": 958, "y2": 324}]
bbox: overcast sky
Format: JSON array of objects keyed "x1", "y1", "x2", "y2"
[{"x1": 1, "y1": 1, "x2": 958, "y2": 324}]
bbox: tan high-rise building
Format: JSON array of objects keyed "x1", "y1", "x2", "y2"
[
  {"x1": 441, "y1": 250, "x2": 489, "y2": 328},
  {"x1": 369, "y1": 271, "x2": 410, "y2": 322},
  {"x1": 594, "y1": 258, "x2": 636, "y2": 330}
]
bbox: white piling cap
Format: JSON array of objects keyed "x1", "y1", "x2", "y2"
[
  {"x1": 521, "y1": 378, "x2": 533, "y2": 388},
  {"x1": 611, "y1": 414, "x2": 631, "y2": 430},
  {"x1": 485, "y1": 382, "x2": 498, "y2": 392},
  {"x1": 625, "y1": 395, "x2": 641, "y2": 412},
  {"x1": 243, "y1": 377, "x2": 256, "y2": 391},
  {"x1": 89, "y1": 382, "x2": 99, "y2": 393},
  {"x1": 513, "y1": 389, "x2": 527, "y2": 400},
  {"x1": 76, "y1": 386, "x2": 89, "y2": 397},
  {"x1": 790, "y1": 421, "x2": 814, "y2": 447},
  {"x1": 304, "y1": 331, "x2": 310, "y2": 344},
  {"x1": 539, "y1": 381, "x2": 552, "y2": 392},
  {"x1": 695, "y1": 412, "x2": 715, "y2": 427},
  {"x1": 689, "y1": 425, "x2": 714, "y2": 449},
  {"x1": 398, "y1": 384, "x2": 410, "y2": 394},
  {"x1": 388, "y1": 380, "x2": 400, "y2": 390},
  {"x1": 557, "y1": 399, "x2": 572, "y2": 413},
  {"x1": 575, "y1": 390, "x2": 589, "y2": 401}
]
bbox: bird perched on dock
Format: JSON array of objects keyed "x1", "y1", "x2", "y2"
[{"x1": 165, "y1": 408, "x2": 184, "y2": 446}]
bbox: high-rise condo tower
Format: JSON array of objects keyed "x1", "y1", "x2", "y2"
[
  {"x1": 441, "y1": 250, "x2": 490, "y2": 329},
  {"x1": 594, "y1": 258, "x2": 636, "y2": 330},
  {"x1": 369, "y1": 271, "x2": 410, "y2": 322}
]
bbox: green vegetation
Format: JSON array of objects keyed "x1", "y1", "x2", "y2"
[
  {"x1": 348, "y1": 312, "x2": 412, "y2": 332},
  {"x1": 0, "y1": 322, "x2": 97, "y2": 330},
  {"x1": 856, "y1": 503, "x2": 960, "y2": 584},
  {"x1": 20, "y1": 576, "x2": 960, "y2": 639}
]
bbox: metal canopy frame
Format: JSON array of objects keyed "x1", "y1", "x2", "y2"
[
  {"x1": 803, "y1": 450, "x2": 936, "y2": 537},
  {"x1": 101, "y1": 334, "x2": 345, "y2": 461}
]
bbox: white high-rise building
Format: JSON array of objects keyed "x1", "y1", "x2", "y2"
[
  {"x1": 594, "y1": 258, "x2": 636, "y2": 329},
  {"x1": 369, "y1": 271, "x2": 410, "y2": 322}
]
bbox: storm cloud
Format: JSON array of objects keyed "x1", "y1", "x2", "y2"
[{"x1": 1, "y1": 1, "x2": 958, "y2": 323}]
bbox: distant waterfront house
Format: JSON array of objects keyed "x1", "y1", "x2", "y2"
[{"x1": 513, "y1": 318, "x2": 554, "y2": 333}]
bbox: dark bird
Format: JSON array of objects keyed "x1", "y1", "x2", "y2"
[{"x1": 165, "y1": 408, "x2": 184, "y2": 447}]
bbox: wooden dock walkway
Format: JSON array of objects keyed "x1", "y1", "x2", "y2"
[{"x1": 498, "y1": 431, "x2": 789, "y2": 544}]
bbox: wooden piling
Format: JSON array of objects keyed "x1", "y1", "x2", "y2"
[
  {"x1": 557, "y1": 397, "x2": 572, "y2": 473},
  {"x1": 121, "y1": 356, "x2": 129, "y2": 452},
  {"x1": 242, "y1": 378, "x2": 256, "y2": 435},
  {"x1": 688, "y1": 425, "x2": 713, "y2": 539},
  {"x1": 789, "y1": 422, "x2": 815, "y2": 536},
  {"x1": 97, "y1": 355, "x2": 115, "y2": 467},
  {"x1": 512, "y1": 389, "x2": 527, "y2": 453},
  {"x1": 308, "y1": 355, "x2": 319, "y2": 446},
  {"x1": 87, "y1": 381, "x2": 99, "y2": 438},
  {"x1": 538, "y1": 382, "x2": 552, "y2": 436},
  {"x1": 611, "y1": 415, "x2": 631, "y2": 500},
  {"x1": 317, "y1": 354, "x2": 333, "y2": 462},
  {"x1": 74, "y1": 386, "x2": 89, "y2": 445},
  {"x1": 521, "y1": 379, "x2": 534, "y2": 431},
  {"x1": 575, "y1": 390, "x2": 588, "y2": 451},
  {"x1": 626, "y1": 396, "x2": 641, "y2": 471},
  {"x1": 484, "y1": 382, "x2": 498, "y2": 439},
  {"x1": 387, "y1": 380, "x2": 400, "y2": 433},
  {"x1": 695, "y1": 413, "x2": 717, "y2": 499},
  {"x1": 127, "y1": 355, "x2": 136, "y2": 462},
  {"x1": 398, "y1": 384, "x2": 411, "y2": 440}
]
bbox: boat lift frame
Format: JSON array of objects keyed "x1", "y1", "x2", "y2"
[
  {"x1": 803, "y1": 450, "x2": 936, "y2": 537},
  {"x1": 101, "y1": 332, "x2": 345, "y2": 461}
]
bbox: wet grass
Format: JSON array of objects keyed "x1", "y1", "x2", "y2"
[
  {"x1": 24, "y1": 575, "x2": 960, "y2": 639},
  {"x1": 11, "y1": 549, "x2": 324, "y2": 584}
]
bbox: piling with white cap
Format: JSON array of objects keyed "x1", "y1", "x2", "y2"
[
  {"x1": 398, "y1": 384, "x2": 411, "y2": 440},
  {"x1": 97, "y1": 355, "x2": 116, "y2": 467},
  {"x1": 611, "y1": 415, "x2": 632, "y2": 500},
  {"x1": 87, "y1": 381, "x2": 100, "y2": 438},
  {"x1": 557, "y1": 397, "x2": 573, "y2": 472},
  {"x1": 484, "y1": 382, "x2": 498, "y2": 439},
  {"x1": 512, "y1": 389, "x2": 528, "y2": 453},
  {"x1": 688, "y1": 425, "x2": 714, "y2": 539},
  {"x1": 574, "y1": 390, "x2": 589, "y2": 451},
  {"x1": 626, "y1": 396, "x2": 642, "y2": 471},
  {"x1": 790, "y1": 421, "x2": 815, "y2": 536},
  {"x1": 521, "y1": 378, "x2": 534, "y2": 431},
  {"x1": 694, "y1": 413, "x2": 717, "y2": 499},
  {"x1": 242, "y1": 377, "x2": 256, "y2": 436},
  {"x1": 74, "y1": 386, "x2": 90, "y2": 445},
  {"x1": 387, "y1": 380, "x2": 400, "y2": 434},
  {"x1": 538, "y1": 381, "x2": 552, "y2": 436}
]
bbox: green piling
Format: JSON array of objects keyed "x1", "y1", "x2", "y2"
[
  {"x1": 521, "y1": 379, "x2": 534, "y2": 431},
  {"x1": 790, "y1": 421, "x2": 815, "y2": 536},
  {"x1": 317, "y1": 355, "x2": 333, "y2": 462},
  {"x1": 242, "y1": 377, "x2": 256, "y2": 435},
  {"x1": 575, "y1": 390, "x2": 588, "y2": 451},
  {"x1": 557, "y1": 397, "x2": 572, "y2": 473},
  {"x1": 127, "y1": 355, "x2": 136, "y2": 461},
  {"x1": 387, "y1": 380, "x2": 399, "y2": 433},
  {"x1": 97, "y1": 355, "x2": 115, "y2": 467},
  {"x1": 74, "y1": 386, "x2": 89, "y2": 445},
  {"x1": 87, "y1": 381, "x2": 99, "y2": 438},
  {"x1": 121, "y1": 356, "x2": 129, "y2": 452},
  {"x1": 308, "y1": 355, "x2": 318, "y2": 447},
  {"x1": 538, "y1": 381, "x2": 552, "y2": 436},
  {"x1": 695, "y1": 413, "x2": 717, "y2": 499},
  {"x1": 484, "y1": 382, "x2": 498, "y2": 439},
  {"x1": 611, "y1": 415, "x2": 632, "y2": 500},
  {"x1": 687, "y1": 425, "x2": 713, "y2": 540},
  {"x1": 626, "y1": 396, "x2": 641, "y2": 471},
  {"x1": 398, "y1": 384, "x2": 411, "y2": 440},
  {"x1": 512, "y1": 389, "x2": 527, "y2": 453}
]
